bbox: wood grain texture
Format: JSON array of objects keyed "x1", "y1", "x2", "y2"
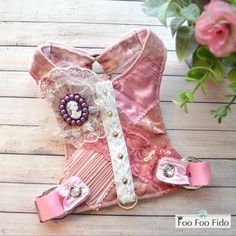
[
  {"x1": 0, "y1": 154, "x2": 235, "y2": 186},
  {"x1": 0, "y1": 46, "x2": 189, "y2": 75},
  {"x1": 0, "y1": 213, "x2": 235, "y2": 236},
  {"x1": 0, "y1": 22, "x2": 174, "y2": 49},
  {"x1": 0, "y1": 0, "x2": 159, "y2": 25},
  {"x1": 0, "y1": 0, "x2": 235, "y2": 235},
  {"x1": 0, "y1": 71, "x2": 232, "y2": 102},
  {"x1": 0, "y1": 98, "x2": 235, "y2": 130},
  {"x1": 0, "y1": 126, "x2": 235, "y2": 158},
  {"x1": 0, "y1": 183, "x2": 235, "y2": 214}
]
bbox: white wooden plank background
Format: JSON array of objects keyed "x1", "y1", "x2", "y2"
[{"x1": 0, "y1": 0, "x2": 235, "y2": 235}]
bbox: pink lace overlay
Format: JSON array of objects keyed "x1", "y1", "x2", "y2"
[{"x1": 83, "y1": 123, "x2": 181, "y2": 191}]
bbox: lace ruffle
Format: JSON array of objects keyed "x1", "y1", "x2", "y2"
[{"x1": 38, "y1": 66, "x2": 105, "y2": 146}]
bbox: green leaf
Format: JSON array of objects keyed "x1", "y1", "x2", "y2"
[
  {"x1": 193, "y1": 45, "x2": 216, "y2": 68},
  {"x1": 180, "y1": 0, "x2": 191, "y2": 7},
  {"x1": 142, "y1": 0, "x2": 172, "y2": 26},
  {"x1": 221, "y1": 53, "x2": 236, "y2": 67},
  {"x1": 228, "y1": 67, "x2": 236, "y2": 82},
  {"x1": 223, "y1": 94, "x2": 236, "y2": 98},
  {"x1": 183, "y1": 103, "x2": 188, "y2": 113},
  {"x1": 158, "y1": 1, "x2": 172, "y2": 26},
  {"x1": 185, "y1": 77, "x2": 199, "y2": 82},
  {"x1": 196, "y1": 46, "x2": 215, "y2": 64},
  {"x1": 181, "y1": 3, "x2": 200, "y2": 23},
  {"x1": 170, "y1": 17, "x2": 185, "y2": 37},
  {"x1": 173, "y1": 99, "x2": 183, "y2": 106},
  {"x1": 200, "y1": 84, "x2": 207, "y2": 95},
  {"x1": 179, "y1": 91, "x2": 187, "y2": 100},
  {"x1": 176, "y1": 26, "x2": 199, "y2": 61},
  {"x1": 193, "y1": 0, "x2": 209, "y2": 9},
  {"x1": 211, "y1": 106, "x2": 229, "y2": 118},
  {"x1": 229, "y1": 0, "x2": 236, "y2": 10},
  {"x1": 186, "y1": 67, "x2": 207, "y2": 80},
  {"x1": 167, "y1": 2, "x2": 181, "y2": 17},
  {"x1": 185, "y1": 91, "x2": 194, "y2": 101},
  {"x1": 210, "y1": 59, "x2": 224, "y2": 82},
  {"x1": 142, "y1": 0, "x2": 165, "y2": 17},
  {"x1": 229, "y1": 82, "x2": 236, "y2": 89}
]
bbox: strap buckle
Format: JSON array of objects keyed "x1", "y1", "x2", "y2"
[
  {"x1": 156, "y1": 156, "x2": 211, "y2": 190},
  {"x1": 35, "y1": 177, "x2": 90, "y2": 223}
]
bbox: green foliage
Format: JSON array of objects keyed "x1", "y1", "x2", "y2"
[
  {"x1": 143, "y1": 1, "x2": 201, "y2": 61},
  {"x1": 176, "y1": 26, "x2": 199, "y2": 60},
  {"x1": 142, "y1": 0, "x2": 236, "y2": 123},
  {"x1": 211, "y1": 106, "x2": 231, "y2": 124},
  {"x1": 181, "y1": 3, "x2": 200, "y2": 23},
  {"x1": 173, "y1": 46, "x2": 225, "y2": 119},
  {"x1": 170, "y1": 17, "x2": 185, "y2": 37},
  {"x1": 221, "y1": 53, "x2": 236, "y2": 67},
  {"x1": 229, "y1": 0, "x2": 236, "y2": 10}
]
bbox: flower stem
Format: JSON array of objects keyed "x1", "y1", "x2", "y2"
[{"x1": 226, "y1": 95, "x2": 236, "y2": 108}]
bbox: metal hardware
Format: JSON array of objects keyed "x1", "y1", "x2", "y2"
[{"x1": 117, "y1": 194, "x2": 138, "y2": 210}]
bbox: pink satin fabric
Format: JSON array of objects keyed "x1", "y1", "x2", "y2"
[
  {"x1": 35, "y1": 176, "x2": 90, "y2": 222},
  {"x1": 156, "y1": 157, "x2": 211, "y2": 186}
]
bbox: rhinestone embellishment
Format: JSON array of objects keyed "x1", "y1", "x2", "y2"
[
  {"x1": 70, "y1": 185, "x2": 82, "y2": 198},
  {"x1": 59, "y1": 93, "x2": 89, "y2": 126},
  {"x1": 163, "y1": 163, "x2": 175, "y2": 178}
]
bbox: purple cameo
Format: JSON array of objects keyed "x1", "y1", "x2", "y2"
[{"x1": 59, "y1": 93, "x2": 89, "y2": 126}]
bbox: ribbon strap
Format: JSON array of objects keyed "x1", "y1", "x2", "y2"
[
  {"x1": 95, "y1": 81, "x2": 136, "y2": 205},
  {"x1": 35, "y1": 176, "x2": 90, "y2": 222},
  {"x1": 156, "y1": 157, "x2": 211, "y2": 187}
]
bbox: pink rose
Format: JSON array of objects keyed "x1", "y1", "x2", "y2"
[{"x1": 195, "y1": 0, "x2": 236, "y2": 57}]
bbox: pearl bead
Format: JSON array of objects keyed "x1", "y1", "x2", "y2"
[
  {"x1": 82, "y1": 112, "x2": 88, "y2": 118},
  {"x1": 59, "y1": 104, "x2": 64, "y2": 109},
  {"x1": 71, "y1": 120, "x2": 76, "y2": 125},
  {"x1": 82, "y1": 108, "x2": 88, "y2": 112},
  {"x1": 66, "y1": 117, "x2": 71, "y2": 123},
  {"x1": 63, "y1": 114, "x2": 69, "y2": 119},
  {"x1": 76, "y1": 120, "x2": 81, "y2": 125},
  {"x1": 108, "y1": 111, "x2": 113, "y2": 117},
  {"x1": 118, "y1": 153, "x2": 123, "y2": 159},
  {"x1": 80, "y1": 117, "x2": 85, "y2": 122},
  {"x1": 65, "y1": 95, "x2": 70, "y2": 101},
  {"x1": 61, "y1": 109, "x2": 66, "y2": 115},
  {"x1": 79, "y1": 98, "x2": 84, "y2": 103},
  {"x1": 60, "y1": 99, "x2": 66, "y2": 105},
  {"x1": 81, "y1": 103, "x2": 87, "y2": 108},
  {"x1": 69, "y1": 94, "x2": 75, "y2": 100},
  {"x1": 75, "y1": 95, "x2": 80, "y2": 101}
]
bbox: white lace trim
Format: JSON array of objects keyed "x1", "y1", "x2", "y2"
[{"x1": 95, "y1": 81, "x2": 136, "y2": 204}]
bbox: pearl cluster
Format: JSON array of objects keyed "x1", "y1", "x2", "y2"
[{"x1": 59, "y1": 93, "x2": 89, "y2": 126}]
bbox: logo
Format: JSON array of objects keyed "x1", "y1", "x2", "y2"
[
  {"x1": 198, "y1": 209, "x2": 208, "y2": 218},
  {"x1": 175, "y1": 210, "x2": 231, "y2": 228}
]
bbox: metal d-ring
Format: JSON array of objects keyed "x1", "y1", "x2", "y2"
[
  {"x1": 117, "y1": 194, "x2": 138, "y2": 210},
  {"x1": 39, "y1": 185, "x2": 58, "y2": 197},
  {"x1": 181, "y1": 157, "x2": 202, "y2": 191}
]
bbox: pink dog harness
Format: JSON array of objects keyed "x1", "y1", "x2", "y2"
[{"x1": 29, "y1": 28, "x2": 211, "y2": 222}]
